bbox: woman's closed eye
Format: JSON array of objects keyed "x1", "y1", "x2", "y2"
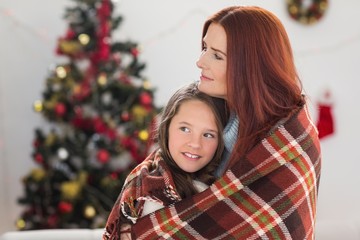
[{"x1": 214, "y1": 53, "x2": 223, "y2": 60}]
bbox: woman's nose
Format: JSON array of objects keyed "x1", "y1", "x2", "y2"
[
  {"x1": 196, "y1": 53, "x2": 206, "y2": 69},
  {"x1": 196, "y1": 58, "x2": 203, "y2": 69}
]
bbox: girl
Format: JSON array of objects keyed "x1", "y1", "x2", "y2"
[{"x1": 103, "y1": 82, "x2": 225, "y2": 239}]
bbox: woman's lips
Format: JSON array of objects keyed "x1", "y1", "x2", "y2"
[{"x1": 200, "y1": 74, "x2": 212, "y2": 81}]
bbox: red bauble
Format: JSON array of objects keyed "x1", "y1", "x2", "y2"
[
  {"x1": 55, "y1": 102, "x2": 67, "y2": 117},
  {"x1": 58, "y1": 201, "x2": 73, "y2": 214},
  {"x1": 131, "y1": 48, "x2": 139, "y2": 57},
  {"x1": 47, "y1": 214, "x2": 59, "y2": 228},
  {"x1": 97, "y1": 149, "x2": 110, "y2": 163},
  {"x1": 121, "y1": 111, "x2": 130, "y2": 122},
  {"x1": 34, "y1": 153, "x2": 44, "y2": 164},
  {"x1": 33, "y1": 139, "x2": 40, "y2": 148},
  {"x1": 110, "y1": 172, "x2": 118, "y2": 180},
  {"x1": 65, "y1": 29, "x2": 76, "y2": 39},
  {"x1": 93, "y1": 117, "x2": 107, "y2": 133},
  {"x1": 139, "y1": 92, "x2": 152, "y2": 106}
]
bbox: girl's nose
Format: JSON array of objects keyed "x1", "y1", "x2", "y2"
[{"x1": 187, "y1": 135, "x2": 201, "y2": 149}]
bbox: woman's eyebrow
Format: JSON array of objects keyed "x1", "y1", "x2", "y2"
[{"x1": 211, "y1": 47, "x2": 227, "y2": 56}]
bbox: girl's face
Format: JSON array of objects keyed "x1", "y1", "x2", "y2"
[
  {"x1": 168, "y1": 99, "x2": 219, "y2": 173},
  {"x1": 196, "y1": 23, "x2": 227, "y2": 99}
]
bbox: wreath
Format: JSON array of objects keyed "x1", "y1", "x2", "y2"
[{"x1": 287, "y1": 0, "x2": 329, "y2": 25}]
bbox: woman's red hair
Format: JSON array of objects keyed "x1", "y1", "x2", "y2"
[{"x1": 202, "y1": 6, "x2": 304, "y2": 167}]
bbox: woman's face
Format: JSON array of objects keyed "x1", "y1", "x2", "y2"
[
  {"x1": 168, "y1": 99, "x2": 219, "y2": 173},
  {"x1": 196, "y1": 23, "x2": 227, "y2": 99}
]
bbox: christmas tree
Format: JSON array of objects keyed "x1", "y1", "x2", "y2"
[{"x1": 16, "y1": 0, "x2": 159, "y2": 230}]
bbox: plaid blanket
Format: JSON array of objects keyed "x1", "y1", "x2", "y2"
[
  {"x1": 130, "y1": 105, "x2": 321, "y2": 240},
  {"x1": 103, "y1": 150, "x2": 182, "y2": 239}
]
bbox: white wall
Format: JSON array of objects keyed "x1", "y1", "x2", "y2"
[{"x1": 1, "y1": 0, "x2": 360, "y2": 234}]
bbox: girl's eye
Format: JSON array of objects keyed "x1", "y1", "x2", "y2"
[
  {"x1": 180, "y1": 127, "x2": 190, "y2": 133},
  {"x1": 204, "y1": 133, "x2": 215, "y2": 138}
]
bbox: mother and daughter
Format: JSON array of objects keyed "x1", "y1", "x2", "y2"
[{"x1": 104, "y1": 5, "x2": 321, "y2": 240}]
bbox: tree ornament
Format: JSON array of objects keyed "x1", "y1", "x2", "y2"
[
  {"x1": 55, "y1": 102, "x2": 67, "y2": 117},
  {"x1": 139, "y1": 92, "x2": 153, "y2": 106},
  {"x1": 138, "y1": 129, "x2": 149, "y2": 141},
  {"x1": 78, "y1": 33, "x2": 90, "y2": 45},
  {"x1": 57, "y1": 147, "x2": 69, "y2": 160},
  {"x1": 30, "y1": 168, "x2": 46, "y2": 182},
  {"x1": 56, "y1": 66, "x2": 67, "y2": 79},
  {"x1": 43, "y1": 99, "x2": 56, "y2": 111},
  {"x1": 142, "y1": 80, "x2": 152, "y2": 90},
  {"x1": 84, "y1": 205, "x2": 96, "y2": 219},
  {"x1": 93, "y1": 117, "x2": 107, "y2": 133},
  {"x1": 33, "y1": 100, "x2": 44, "y2": 112},
  {"x1": 101, "y1": 92, "x2": 112, "y2": 105},
  {"x1": 61, "y1": 181, "x2": 81, "y2": 200},
  {"x1": 97, "y1": 148, "x2": 110, "y2": 163},
  {"x1": 97, "y1": 73, "x2": 108, "y2": 86},
  {"x1": 131, "y1": 105, "x2": 148, "y2": 123},
  {"x1": 121, "y1": 111, "x2": 130, "y2": 122},
  {"x1": 47, "y1": 214, "x2": 59, "y2": 228},
  {"x1": 16, "y1": 219, "x2": 26, "y2": 230},
  {"x1": 58, "y1": 201, "x2": 73, "y2": 214},
  {"x1": 58, "y1": 39, "x2": 83, "y2": 55},
  {"x1": 34, "y1": 153, "x2": 44, "y2": 164},
  {"x1": 131, "y1": 47, "x2": 139, "y2": 57},
  {"x1": 45, "y1": 131, "x2": 57, "y2": 146},
  {"x1": 286, "y1": 0, "x2": 328, "y2": 25}
]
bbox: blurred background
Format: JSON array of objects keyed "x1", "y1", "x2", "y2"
[{"x1": 0, "y1": 0, "x2": 359, "y2": 235}]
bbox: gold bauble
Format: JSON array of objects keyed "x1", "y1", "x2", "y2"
[
  {"x1": 45, "y1": 132, "x2": 57, "y2": 146},
  {"x1": 59, "y1": 40, "x2": 82, "y2": 54},
  {"x1": 78, "y1": 171, "x2": 88, "y2": 186},
  {"x1": 142, "y1": 80, "x2": 152, "y2": 90},
  {"x1": 84, "y1": 205, "x2": 96, "y2": 219},
  {"x1": 16, "y1": 219, "x2": 26, "y2": 230},
  {"x1": 31, "y1": 168, "x2": 46, "y2": 182},
  {"x1": 97, "y1": 73, "x2": 108, "y2": 86},
  {"x1": 131, "y1": 105, "x2": 147, "y2": 120},
  {"x1": 33, "y1": 100, "x2": 43, "y2": 112},
  {"x1": 78, "y1": 34, "x2": 90, "y2": 45},
  {"x1": 61, "y1": 181, "x2": 81, "y2": 200},
  {"x1": 56, "y1": 66, "x2": 67, "y2": 79},
  {"x1": 43, "y1": 99, "x2": 57, "y2": 110},
  {"x1": 138, "y1": 129, "x2": 149, "y2": 141}
]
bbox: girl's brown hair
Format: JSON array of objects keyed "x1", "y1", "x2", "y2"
[
  {"x1": 202, "y1": 6, "x2": 305, "y2": 167},
  {"x1": 155, "y1": 82, "x2": 225, "y2": 198}
]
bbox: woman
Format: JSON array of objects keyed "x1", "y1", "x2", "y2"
[{"x1": 130, "y1": 6, "x2": 321, "y2": 240}]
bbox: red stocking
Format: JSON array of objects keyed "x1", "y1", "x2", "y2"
[{"x1": 316, "y1": 90, "x2": 334, "y2": 139}]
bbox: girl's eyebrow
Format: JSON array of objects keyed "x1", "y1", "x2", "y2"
[{"x1": 178, "y1": 121, "x2": 218, "y2": 133}]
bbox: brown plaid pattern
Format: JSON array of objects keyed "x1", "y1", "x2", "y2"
[{"x1": 131, "y1": 105, "x2": 321, "y2": 240}]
